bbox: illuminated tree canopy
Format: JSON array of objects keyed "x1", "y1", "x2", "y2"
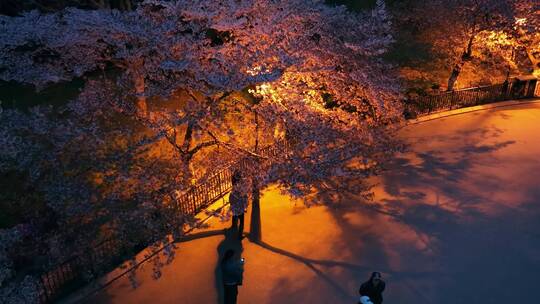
[
  {"x1": 388, "y1": 0, "x2": 539, "y2": 91},
  {"x1": 0, "y1": 0, "x2": 401, "y2": 301}
]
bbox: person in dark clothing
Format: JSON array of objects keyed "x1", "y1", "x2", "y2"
[
  {"x1": 359, "y1": 272, "x2": 386, "y2": 304},
  {"x1": 229, "y1": 170, "x2": 248, "y2": 240},
  {"x1": 221, "y1": 249, "x2": 244, "y2": 304}
]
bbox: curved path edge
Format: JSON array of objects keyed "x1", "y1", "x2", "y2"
[{"x1": 408, "y1": 98, "x2": 540, "y2": 125}]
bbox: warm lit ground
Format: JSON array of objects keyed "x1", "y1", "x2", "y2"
[{"x1": 76, "y1": 100, "x2": 540, "y2": 304}]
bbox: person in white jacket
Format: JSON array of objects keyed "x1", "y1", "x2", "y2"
[{"x1": 229, "y1": 170, "x2": 248, "y2": 240}]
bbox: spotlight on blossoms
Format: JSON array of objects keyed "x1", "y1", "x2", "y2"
[{"x1": 0, "y1": 0, "x2": 401, "y2": 301}]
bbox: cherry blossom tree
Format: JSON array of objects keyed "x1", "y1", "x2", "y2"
[
  {"x1": 0, "y1": 0, "x2": 401, "y2": 299},
  {"x1": 391, "y1": 0, "x2": 538, "y2": 91},
  {"x1": 1, "y1": 0, "x2": 400, "y2": 191},
  {"x1": 459, "y1": 1, "x2": 540, "y2": 81},
  {"x1": 0, "y1": 0, "x2": 138, "y2": 16},
  {"x1": 510, "y1": 1, "x2": 540, "y2": 76},
  {"x1": 422, "y1": 0, "x2": 516, "y2": 90}
]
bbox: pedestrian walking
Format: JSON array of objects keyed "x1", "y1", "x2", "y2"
[
  {"x1": 358, "y1": 272, "x2": 385, "y2": 304},
  {"x1": 221, "y1": 249, "x2": 244, "y2": 304},
  {"x1": 229, "y1": 170, "x2": 248, "y2": 240}
]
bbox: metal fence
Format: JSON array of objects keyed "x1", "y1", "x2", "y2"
[
  {"x1": 174, "y1": 139, "x2": 288, "y2": 216},
  {"x1": 36, "y1": 139, "x2": 288, "y2": 303},
  {"x1": 405, "y1": 78, "x2": 538, "y2": 117},
  {"x1": 37, "y1": 238, "x2": 119, "y2": 303},
  {"x1": 175, "y1": 169, "x2": 233, "y2": 216}
]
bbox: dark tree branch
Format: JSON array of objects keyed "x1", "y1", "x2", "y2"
[{"x1": 188, "y1": 140, "x2": 218, "y2": 156}]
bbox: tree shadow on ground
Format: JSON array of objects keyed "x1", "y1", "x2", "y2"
[
  {"x1": 254, "y1": 240, "x2": 358, "y2": 302},
  {"x1": 252, "y1": 239, "x2": 449, "y2": 303},
  {"x1": 177, "y1": 229, "x2": 227, "y2": 243},
  {"x1": 297, "y1": 119, "x2": 540, "y2": 303}
]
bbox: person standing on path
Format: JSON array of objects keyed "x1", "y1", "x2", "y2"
[
  {"x1": 229, "y1": 170, "x2": 248, "y2": 240},
  {"x1": 221, "y1": 249, "x2": 244, "y2": 304},
  {"x1": 359, "y1": 272, "x2": 386, "y2": 304}
]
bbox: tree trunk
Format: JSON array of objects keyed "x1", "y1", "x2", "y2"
[
  {"x1": 446, "y1": 65, "x2": 462, "y2": 92},
  {"x1": 249, "y1": 112, "x2": 262, "y2": 242},
  {"x1": 122, "y1": 0, "x2": 132, "y2": 11},
  {"x1": 447, "y1": 32, "x2": 476, "y2": 91},
  {"x1": 98, "y1": 0, "x2": 110, "y2": 9},
  {"x1": 133, "y1": 62, "x2": 147, "y2": 117},
  {"x1": 249, "y1": 183, "x2": 261, "y2": 242},
  {"x1": 112, "y1": 0, "x2": 132, "y2": 11},
  {"x1": 180, "y1": 153, "x2": 193, "y2": 183},
  {"x1": 182, "y1": 122, "x2": 194, "y2": 153},
  {"x1": 180, "y1": 122, "x2": 194, "y2": 182},
  {"x1": 525, "y1": 47, "x2": 540, "y2": 77}
]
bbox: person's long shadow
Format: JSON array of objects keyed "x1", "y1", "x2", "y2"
[{"x1": 214, "y1": 228, "x2": 244, "y2": 304}]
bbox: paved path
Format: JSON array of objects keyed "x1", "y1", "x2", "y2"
[{"x1": 82, "y1": 101, "x2": 540, "y2": 304}]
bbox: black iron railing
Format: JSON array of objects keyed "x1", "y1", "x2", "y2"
[
  {"x1": 37, "y1": 238, "x2": 119, "y2": 303},
  {"x1": 405, "y1": 78, "x2": 538, "y2": 117}
]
